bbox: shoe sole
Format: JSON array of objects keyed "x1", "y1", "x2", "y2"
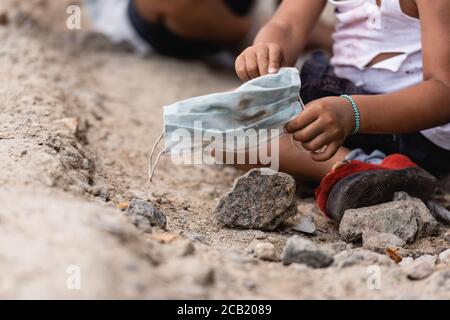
[{"x1": 326, "y1": 167, "x2": 436, "y2": 222}]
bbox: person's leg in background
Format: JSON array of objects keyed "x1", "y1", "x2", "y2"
[{"x1": 130, "y1": 0, "x2": 254, "y2": 58}]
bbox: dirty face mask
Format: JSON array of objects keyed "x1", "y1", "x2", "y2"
[{"x1": 149, "y1": 67, "x2": 303, "y2": 180}]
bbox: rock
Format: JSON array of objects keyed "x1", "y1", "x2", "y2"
[
  {"x1": 333, "y1": 248, "x2": 394, "y2": 268},
  {"x1": 243, "y1": 280, "x2": 257, "y2": 291},
  {"x1": 399, "y1": 257, "x2": 414, "y2": 266},
  {"x1": 81, "y1": 158, "x2": 90, "y2": 170},
  {"x1": 321, "y1": 241, "x2": 353, "y2": 256},
  {"x1": 116, "y1": 202, "x2": 129, "y2": 210},
  {"x1": 404, "y1": 260, "x2": 435, "y2": 280},
  {"x1": 126, "y1": 198, "x2": 167, "y2": 232},
  {"x1": 281, "y1": 236, "x2": 333, "y2": 268},
  {"x1": 385, "y1": 247, "x2": 404, "y2": 263},
  {"x1": 215, "y1": 168, "x2": 297, "y2": 231},
  {"x1": 362, "y1": 231, "x2": 405, "y2": 254},
  {"x1": 339, "y1": 201, "x2": 419, "y2": 243},
  {"x1": 90, "y1": 186, "x2": 109, "y2": 202},
  {"x1": 252, "y1": 242, "x2": 278, "y2": 262},
  {"x1": 292, "y1": 215, "x2": 316, "y2": 235},
  {"x1": 438, "y1": 249, "x2": 450, "y2": 265},
  {"x1": 393, "y1": 192, "x2": 440, "y2": 236},
  {"x1": 427, "y1": 200, "x2": 450, "y2": 225},
  {"x1": 415, "y1": 254, "x2": 437, "y2": 266},
  {"x1": 56, "y1": 117, "x2": 79, "y2": 135}
]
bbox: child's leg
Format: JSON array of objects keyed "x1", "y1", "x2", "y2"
[
  {"x1": 233, "y1": 134, "x2": 350, "y2": 181},
  {"x1": 276, "y1": 135, "x2": 349, "y2": 180}
]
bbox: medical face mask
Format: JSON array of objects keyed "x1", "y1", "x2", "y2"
[{"x1": 149, "y1": 67, "x2": 303, "y2": 180}]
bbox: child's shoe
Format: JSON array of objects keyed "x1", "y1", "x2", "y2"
[{"x1": 316, "y1": 154, "x2": 436, "y2": 222}]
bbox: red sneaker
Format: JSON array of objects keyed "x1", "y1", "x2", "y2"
[{"x1": 316, "y1": 154, "x2": 436, "y2": 222}]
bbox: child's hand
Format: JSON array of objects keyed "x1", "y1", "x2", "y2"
[
  {"x1": 235, "y1": 43, "x2": 285, "y2": 82},
  {"x1": 285, "y1": 96, "x2": 356, "y2": 161}
]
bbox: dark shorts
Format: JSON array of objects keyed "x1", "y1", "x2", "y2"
[
  {"x1": 128, "y1": 0, "x2": 255, "y2": 59},
  {"x1": 299, "y1": 52, "x2": 450, "y2": 175}
]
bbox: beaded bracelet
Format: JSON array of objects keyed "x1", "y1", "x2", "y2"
[{"x1": 340, "y1": 94, "x2": 361, "y2": 135}]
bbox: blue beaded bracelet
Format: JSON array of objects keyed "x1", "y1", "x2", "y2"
[{"x1": 340, "y1": 94, "x2": 360, "y2": 135}]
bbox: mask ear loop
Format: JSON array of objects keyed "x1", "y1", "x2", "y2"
[
  {"x1": 149, "y1": 148, "x2": 165, "y2": 182},
  {"x1": 148, "y1": 129, "x2": 165, "y2": 182}
]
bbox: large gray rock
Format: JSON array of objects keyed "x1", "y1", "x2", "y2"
[
  {"x1": 393, "y1": 192, "x2": 440, "y2": 236},
  {"x1": 281, "y1": 236, "x2": 333, "y2": 268},
  {"x1": 215, "y1": 168, "x2": 297, "y2": 230},
  {"x1": 362, "y1": 231, "x2": 405, "y2": 254},
  {"x1": 339, "y1": 201, "x2": 419, "y2": 243},
  {"x1": 126, "y1": 198, "x2": 167, "y2": 232}
]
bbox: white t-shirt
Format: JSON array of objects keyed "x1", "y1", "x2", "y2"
[{"x1": 329, "y1": 0, "x2": 450, "y2": 150}]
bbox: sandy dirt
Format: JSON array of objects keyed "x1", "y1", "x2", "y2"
[{"x1": 0, "y1": 0, "x2": 449, "y2": 299}]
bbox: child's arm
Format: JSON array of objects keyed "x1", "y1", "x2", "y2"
[
  {"x1": 235, "y1": 0, "x2": 327, "y2": 81},
  {"x1": 286, "y1": 0, "x2": 450, "y2": 162}
]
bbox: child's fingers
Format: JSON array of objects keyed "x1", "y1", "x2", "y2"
[
  {"x1": 285, "y1": 108, "x2": 318, "y2": 133},
  {"x1": 235, "y1": 54, "x2": 250, "y2": 82},
  {"x1": 256, "y1": 47, "x2": 270, "y2": 76},
  {"x1": 268, "y1": 44, "x2": 283, "y2": 74},
  {"x1": 245, "y1": 52, "x2": 261, "y2": 79},
  {"x1": 301, "y1": 133, "x2": 332, "y2": 152},
  {"x1": 310, "y1": 141, "x2": 340, "y2": 162},
  {"x1": 291, "y1": 122, "x2": 324, "y2": 143}
]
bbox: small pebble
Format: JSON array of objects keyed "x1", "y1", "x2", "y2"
[
  {"x1": 253, "y1": 242, "x2": 278, "y2": 262},
  {"x1": 117, "y1": 202, "x2": 129, "y2": 210},
  {"x1": 292, "y1": 215, "x2": 316, "y2": 235},
  {"x1": 404, "y1": 260, "x2": 435, "y2": 280},
  {"x1": 281, "y1": 236, "x2": 333, "y2": 268},
  {"x1": 415, "y1": 254, "x2": 437, "y2": 265},
  {"x1": 82, "y1": 158, "x2": 90, "y2": 170},
  {"x1": 127, "y1": 198, "x2": 167, "y2": 230},
  {"x1": 362, "y1": 231, "x2": 405, "y2": 254},
  {"x1": 399, "y1": 257, "x2": 414, "y2": 266},
  {"x1": 438, "y1": 249, "x2": 450, "y2": 265},
  {"x1": 385, "y1": 247, "x2": 403, "y2": 264}
]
